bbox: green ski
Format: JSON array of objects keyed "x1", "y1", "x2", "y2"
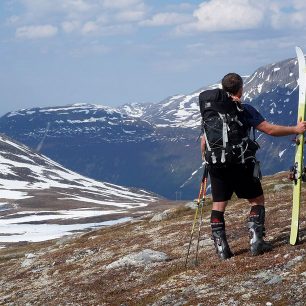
[{"x1": 290, "y1": 46, "x2": 306, "y2": 245}]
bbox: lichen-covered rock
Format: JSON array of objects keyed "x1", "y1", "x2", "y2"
[
  {"x1": 285, "y1": 255, "x2": 305, "y2": 269},
  {"x1": 150, "y1": 209, "x2": 173, "y2": 222},
  {"x1": 184, "y1": 202, "x2": 197, "y2": 210},
  {"x1": 21, "y1": 253, "x2": 37, "y2": 268},
  {"x1": 273, "y1": 184, "x2": 291, "y2": 191},
  {"x1": 106, "y1": 249, "x2": 169, "y2": 269}
]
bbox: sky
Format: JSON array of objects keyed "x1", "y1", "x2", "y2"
[{"x1": 1, "y1": 0, "x2": 306, "y2": 115}]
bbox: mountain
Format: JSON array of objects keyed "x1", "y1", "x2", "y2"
[
  {"x1": 0, "y1": 172, "x2": 305, "y2": 304},
  {"x1": 0, "y1": 133, "x2": 163, "y2": 245},
  {"x1": 0, "y1": 103, "x2": 203, "y2": 199},
  {"x1": 0, "y1": 57, "x2": 301, "y2": 199}
]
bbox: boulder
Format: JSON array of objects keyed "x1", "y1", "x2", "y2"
[
  {"x1": 150, "y1": 209, "x2": 173, "y2": 222},
  {"x1": 106, "y1": 249, "x2": 169, "y2": 269}
]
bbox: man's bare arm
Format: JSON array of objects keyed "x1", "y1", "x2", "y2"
[{"x1": 256, "y1": 120, "x2": 306, "y2": 136}]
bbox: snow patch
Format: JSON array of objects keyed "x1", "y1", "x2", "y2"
[
  {"x1": 279, "y1": 149, "x2": 286, "y2": 158},
  {"x1": 0, "y1": 217, "x2": 131, "y2": 243},
  {"x1": 257, "y1": 83, "x2": 264, "y2": 94}
]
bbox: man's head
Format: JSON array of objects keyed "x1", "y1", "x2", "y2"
[{"x1": 222, "y1": 73, "x2": 243, "y2": 98}]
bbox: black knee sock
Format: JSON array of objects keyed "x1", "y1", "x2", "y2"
[
  {"x1": 249, "y1": 205, "x2": 265, "y2": 224},
  {"x1": 211, "y1": 210, "x2": 225, "y2": 232}
]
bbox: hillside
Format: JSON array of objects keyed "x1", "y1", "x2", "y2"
[
  {"x1": 0, "y1": 133, "x2": 164, "y2": 246},
  {"x1": 0, "y1": 172, "x2": 305, "y2": 305}
]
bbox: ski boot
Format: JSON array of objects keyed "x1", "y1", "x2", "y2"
[
  {"x1": 248, "y1": 222, "x2": 272, "y2": 256},
  {"x1": 212, "y1": 230, "x2": 233, "y2": 260},
  {"x1": 248, "y1": 205, "x2": 272, "y2": 256}
]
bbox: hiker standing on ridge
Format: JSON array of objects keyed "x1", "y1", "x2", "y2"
[{"x1": 199, "y1": 73, "x2": 306, "y2": 260}]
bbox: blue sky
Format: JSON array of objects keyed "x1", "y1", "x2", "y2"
[{"x1": 1, "y1": 0, "x2": 306, "y2": 115}]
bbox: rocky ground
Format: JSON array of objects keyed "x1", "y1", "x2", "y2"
[{"x1": 0, "y1": 172, "x2": 305, "y2": 305}]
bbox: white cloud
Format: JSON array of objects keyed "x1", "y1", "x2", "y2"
[
  {"x1": 100, "y1": 24, "x2": 135, "y2": 36},
  {"x1": 140, "y1": 13, "x2": 192, "y2": 27},
  {"x1": 177, "y1": 0, "x2": 266, "y2": 33},
  {"x1": 269, "y1": 1, "x2": 306, "y2": 29},
  {"x1": 81, "y1": 21, "x2": 100, "y2": 35},
  {"x1": 13, "y1": 0, "x2": 147, "y2": 37},
  {"x1": 60, "y1": 0, "x2": 92, "y2": 12},
  {"x1": 116, "y1": 10, "x2": 145, "y2": 22},
  {"x1": 173, "y1": 3, "x2": 195, "y2": 11},
  {"x1": 61, "y1": 20, "x2": 81, "y2": 33},
  {"x1": 271, "y1": 11, "x2": 306, "y2": 29},
  {"x1": 19, "y1": 0, "x2": 145, "y2": 15},
  {"x1": 10, "y1": 0, "x2": 306, "y2": 39},
  {"x1": 16, "y1": 25, "x2": 58, "y2": 39},
  {"x1": 101, "y1": 0, "x2": 143, "y2": 9},
  {"x1": 80, "y1": 22, "x2": 134, "y2": 36},
  {"x1": 20, "y1": 0, "x2": 92, "y2": 16},
  {"x1": 292, "y1": 0, "x2": 306, "y2": 10},
  {"x1": 174, "y1": 0, "x2": 306, "y2": 34}
]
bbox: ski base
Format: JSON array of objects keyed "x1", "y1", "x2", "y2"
[{"x1": 290, "y1": 46, "x2": 306, "y2": 245}]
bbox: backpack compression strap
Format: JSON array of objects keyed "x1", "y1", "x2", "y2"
[{"x1": 218, "y1": 113, "x2": 228, "y2": 163}]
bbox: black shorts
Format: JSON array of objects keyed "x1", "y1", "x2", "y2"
[{"x1": 208, "y1": 163, "x2": 263, "y2": 202}]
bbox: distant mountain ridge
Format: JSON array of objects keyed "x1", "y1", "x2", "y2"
[
  {"x1": 3, "y1": 103, "x2": 155, "y2": 143},
  {"x1": 0, "y1": 56, "x2": 302, "y2": 199}
]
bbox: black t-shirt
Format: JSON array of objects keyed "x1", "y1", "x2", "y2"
[{"x1": 238, "y1": 104, "x2": 265, "y2": 129}]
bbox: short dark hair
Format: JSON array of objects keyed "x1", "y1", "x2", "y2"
[{"x1": 221, "y1": 73, "x2": 243, "y2": 95}]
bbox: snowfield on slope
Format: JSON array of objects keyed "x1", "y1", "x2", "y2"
[{"x1": 0, "y1": 134, "x2": 159, "y2": 244}]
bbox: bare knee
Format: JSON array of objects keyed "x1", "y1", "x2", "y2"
[
  {"x1": 248, "y1": 194, "x2": 265, "y2": 206},
  {"x1": 212, "y1": 201, "x2": 228, "y2": 212}
]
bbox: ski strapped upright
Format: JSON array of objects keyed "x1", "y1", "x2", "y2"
[{"x1": 290, "y1": 46, "x2": 306, "y2": 245}]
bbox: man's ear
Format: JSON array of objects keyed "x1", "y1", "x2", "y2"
[{"x1": 236, "y1": 87, "x2": 243, "y2": 98}]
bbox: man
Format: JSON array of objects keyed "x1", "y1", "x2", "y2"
[{"x1": 199, "y1": 73, "x2": 306, "y2": 260}]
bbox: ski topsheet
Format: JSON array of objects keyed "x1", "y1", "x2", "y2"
[{"x1": 290, "y1": 46, "x2": 306, "y2": 245}]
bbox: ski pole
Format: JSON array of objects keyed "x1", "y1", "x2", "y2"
[
  {"x1": 185, "y1": 166, "x2": 208, "y2": 268},
  {"x1": 184, "y1": 184, "x2": 202, "y2": 268},
  {"x1": 195, "y1": 166, "x2": 209, "y2": 265}
]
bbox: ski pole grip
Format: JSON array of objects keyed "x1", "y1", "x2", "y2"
[{"x1": 203, "y1": 165, "x2": 209, "y2": 180}]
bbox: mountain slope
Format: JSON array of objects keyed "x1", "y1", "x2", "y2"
[
  {"x1": 0, "y1": 133, "x2": 157, "y2": 204},
  {"x1": 0, "y1": 133, "x2": 163, "y2": 245},
  {"x1": 0, "y1": 172, "x2": 305, "y2": 304}
]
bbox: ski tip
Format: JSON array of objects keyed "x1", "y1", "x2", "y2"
[{"x1": 296, "y1": 46, "x2": 304, "y2": 57}]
